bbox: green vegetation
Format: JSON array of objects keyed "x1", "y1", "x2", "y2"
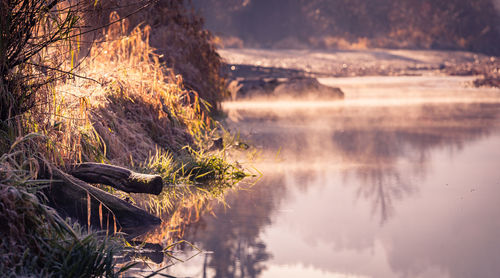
[
  {"x1": 130, "y1": 136, "x2": 249, "y2": 217},
  {"x1": 0, "y1": 0, "x2": 246, "y2": 276},
  {"x1": 0, "y1": 136, "x2": 134, "y2": 277}
]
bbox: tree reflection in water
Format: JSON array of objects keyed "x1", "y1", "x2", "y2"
[
  {"x1": 333, "y1": 102, "x2": 500, "y2": 223},
  {"x1": 182, "y1": 175, "x2": 286, "y2": 277},
  {"x1": 224, "y1": 101, "x2": 500, "y2": 225},
  {"x1": 140, "y1": 93, "x2": 500, "y2": 277}
]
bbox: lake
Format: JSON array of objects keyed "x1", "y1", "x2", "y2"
[{"x1": 160, "y1": 75, "x2": 500, "y2": 278}]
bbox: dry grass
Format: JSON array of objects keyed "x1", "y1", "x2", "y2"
[
  {"x1": 1, "y1": 2, "x2": 247, "y2": 274},
  {"x1": 79, "y1": 0, "x2": 228, "y2": 112},
  {"x1": 0, "y1": 135, "x2": 134, "y2": 277},
  {"x1": 309, "y1": 36, "x2": 370, "y2": 50},
  {"x1": 29, "y1": 11, "x2": 215, "y2": 166},
  {"x1": 26, "y1": 6, "x2": 247, "y2": 240}
]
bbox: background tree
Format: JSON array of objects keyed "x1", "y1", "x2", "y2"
[{"x1": 191, "y1": 0, "x2": 500, "y2": 55}]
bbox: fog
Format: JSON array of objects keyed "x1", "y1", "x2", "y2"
[{"x1": 153, "y1": 73, "x2": 500, "y2": 278}]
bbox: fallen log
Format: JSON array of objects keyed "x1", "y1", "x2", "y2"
[
  {"x1": 48, "y1": 167, "x2": 161, "y2": 237},
  {"x1": 231, "y1": 76, "x2": 344, "y2": 100},
  {"x1": 69, "y1": 162, "x2": 163, "y2": 195}
]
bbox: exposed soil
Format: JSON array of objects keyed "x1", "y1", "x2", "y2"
[{"x1": 220, "y1": 48, "x2": 500, "y2": 89}]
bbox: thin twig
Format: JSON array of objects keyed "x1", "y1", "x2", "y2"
[
  {"x1": 24, "y1": 61, "x2": 102, "y2": 85},
  {"x1": 65, "y1": 0, "x2": 158, "y2": 39}
]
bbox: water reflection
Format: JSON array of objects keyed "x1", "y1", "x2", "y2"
[
  {"x1": 225, "y1": 100, "x2": 500, "y2": 224},
  {"x1": 181, "y1": 176, "x2": 286, "y2": 277},
  {"x1": 157, "y1": 76, "x2": 500, "y2": 277}
]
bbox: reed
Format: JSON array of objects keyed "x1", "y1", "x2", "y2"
[
  {"x1": 1, "y1": 1, "x2": 248, "y2": 275},
  {"x1": 0, "y1": 135, "x2": 135, "y2": 277}
]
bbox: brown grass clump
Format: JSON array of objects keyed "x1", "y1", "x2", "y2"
[
  {"x1": 38, "y1": 10, "x2": 248, "y2": 215},
  {"x1": 1, "y1": 1, "x2": 245, "y2": 275},
  {"x1": 1, "y1": 1, "x2": 247, "y2": 272},
  {"x1": 82, "y1": 0, "x2": 228, "y2": 112},
  {"x1": 0, "y1": 135, "x2": 133, "y2": 276},
  {"x1": 33, "y1": 12, "x2": 214, "y2": 166},
  {"x1": 10, "y1": 1, "x2": 226, "y2": 167}
]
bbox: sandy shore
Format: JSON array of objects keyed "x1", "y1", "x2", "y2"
[{"x1": 220, "y1": 48, "x2": 500, "y2": 88}]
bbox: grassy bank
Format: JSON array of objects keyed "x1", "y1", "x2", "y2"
[{"x1": 1, "y1": 1, "x2": 245, "y2": 276}]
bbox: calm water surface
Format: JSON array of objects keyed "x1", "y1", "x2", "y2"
[{"x1": 165, "y1": 76, "x2": 500, "y2": 278}]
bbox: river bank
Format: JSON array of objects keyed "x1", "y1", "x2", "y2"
[
  {"x1": 162, "y1": 70, "x2": 500, "y2": 277},
  {"x1": 137, "y1": 48, "x2": 500, "y2": 276},
  {"x1": 221, "y1": 48, "x2": 500, "y2": 95},
  {"x1": 0, "y1": 2, "x2": 245, "y2": 276}
]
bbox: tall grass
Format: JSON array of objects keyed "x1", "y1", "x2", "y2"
[
  {"x1": 49, "y1": 12, "x2": 216, "y2": 165},
  {"x1": 0, "y1": 135, "x2": 135, "y2": 277},
  {"x1": 0, "y1": 1, "x2": 248, "y2": 275},
  {"x1": 82, "y1": 0, "x2": 229, "y2": 112},
  {"x1": 0, "y1": 0, "x2": 76, "y2": 154},
  {"x1": 136, "y1": 145, "x2": 248, "y2": 211}
]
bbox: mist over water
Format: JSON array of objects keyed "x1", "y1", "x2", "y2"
[{"x1": 163, "y1": 75, "x2": 500, "y2": 278}]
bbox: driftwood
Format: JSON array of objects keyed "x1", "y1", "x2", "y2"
[
  {"x1": 48, "y1": 167, "x2": 161, "y2": 237},
  {"x1": 69, "y1": 162, "x2": 163, "y2": 195},
  {"x1": 231, "y1": 77, "x2": 344, "y2": 100}
]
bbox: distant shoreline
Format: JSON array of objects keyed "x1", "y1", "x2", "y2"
[{"x1": 220, "y1": 48, "x2": 500, "y2": 89}]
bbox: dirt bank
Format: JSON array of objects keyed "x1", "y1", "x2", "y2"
[{"x1": 220, "y1": 48, "x2": 500, "y2": 88}]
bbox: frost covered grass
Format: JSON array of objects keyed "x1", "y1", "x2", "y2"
[{"x1": 0, "y1": 1, "x2": 246, "y2": 276}]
